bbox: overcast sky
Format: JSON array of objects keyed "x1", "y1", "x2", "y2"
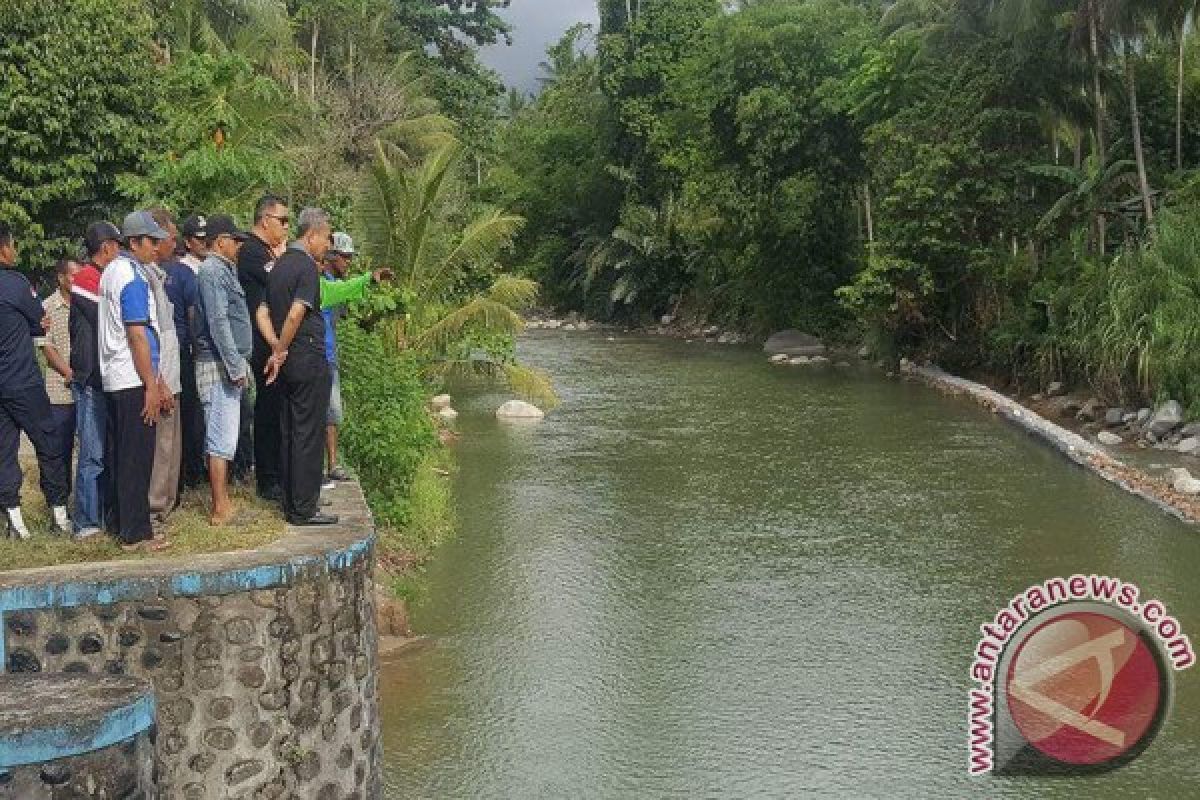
[{"x1": 478, "y1": 1, "x2": 599, "y2": 92}]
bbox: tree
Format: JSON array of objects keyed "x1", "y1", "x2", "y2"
[
  {"x1": 0, "y1": 0, "x2": 161, "y2": 267},
  {"x1": 358, "y1": 139, "x2": 556, "y2": 404}
]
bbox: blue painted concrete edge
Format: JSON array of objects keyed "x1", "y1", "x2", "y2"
[
  {"x1": 0, "y1": 691, "x2": 155, "y2": 769},
  {"x1": 0, "y1": 533, "x2": 373, "y2": 670}
]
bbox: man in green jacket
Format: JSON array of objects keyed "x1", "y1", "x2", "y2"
[{"x1": 320, "y1": 233, "x2": 392, "y2": 486}]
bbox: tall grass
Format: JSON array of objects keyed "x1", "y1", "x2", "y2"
[{"x1": 1063, "y1": 211, "x2": 1200, "y2": 412}]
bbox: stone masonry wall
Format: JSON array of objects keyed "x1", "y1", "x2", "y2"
[{"x1": 0, "y1": 481, "x2": 380, "y2": 799}]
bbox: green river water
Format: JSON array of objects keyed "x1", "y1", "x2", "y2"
[{"x1": 380, "y1": 331, "x2": 1200, "y2": 798}]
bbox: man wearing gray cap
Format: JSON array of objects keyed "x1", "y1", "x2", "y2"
[{"x1": 98, "y1": 211, "x2": 168, "y2": 551}]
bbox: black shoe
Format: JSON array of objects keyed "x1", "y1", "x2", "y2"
[{"x1": 287, "y1": 513, "x2": 338, "y2": 526}]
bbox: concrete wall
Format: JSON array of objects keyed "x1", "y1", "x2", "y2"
[
  {"x1": 0, "y1": 673, "x2": 156, "y2": 799},
  {"x1": 0, "y1": 481, "x2": 380, "y2": 799}
]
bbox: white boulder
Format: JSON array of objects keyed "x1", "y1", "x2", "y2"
[
  {"x1": 430, "y1": 394, "x2": 452, "y2": 412},
  {"x1": 1178, "y1": 437, "x2": 1200, "y2": 455},
  {"x1": 496, "y1": 400, "x2": 545, "y2": 420},
  {"x1": 1171, "y1": 467, "x2": 1200, "y2": 494},
  {"x1": 769, "y1": 354, "x2": 789, "y2": 364},
  {"x1": 437, "y1": 407, "x2": 459, "y2": 423},
  {"x1": 1096, "y1": 431, "x2": 1123, "y2": 446}
]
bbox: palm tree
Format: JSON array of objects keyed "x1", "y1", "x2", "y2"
[
  {"x1": 358, "y1": 139, "x2": 556, "y2": 405},
  {"x1": 1155, "y1": 0, "x2": 1198, "y2": 172},
  {"x1": 1029, "y1": 148, "x2": 1139, "y2": 248}
]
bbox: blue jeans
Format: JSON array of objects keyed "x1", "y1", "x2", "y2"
[{"x1": 72, "y1": 383, "x2": 107, "y2": 531}]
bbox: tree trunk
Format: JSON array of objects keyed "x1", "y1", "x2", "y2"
[
  {"x1": 1088, "y1": 5, "x2": 1107, "y2": 255},
  {"x1": 1125, "y1": 44, "x2": 1155, "y2": 228},
  {"x1": 1178, "y1": 27, "x2": 1186, "y2": 173},
  {"x1": 310, "y1": 20, "x2": 319, "y2": 104},
  {"x1": 863, "y1": 183, "x2": 875, "y2": 245}
]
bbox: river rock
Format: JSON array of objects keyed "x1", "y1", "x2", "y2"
[
  {"x1": 857, "y1": 345, "x2": 870, "y2": 359},
  {"x1": 1046, "y1": 381, "x2": 1067, "y2": 397},
  {"x1": 1103, "y1": 407, "x2": 1125, "y2": 427},
  {"x1": 768, "y1": 354, "x2": 789, "y2": 364},
  {"x1": 1181, "y1": 422, "x2": 1200, "y2": 437},
  {"x1": 661, "y1": 314, "x2": 674, "y2": 325},
  {"x1": 1145, "y1": 400, "x2": 1184, "y2": 438},
  {"x1": 430, "y1": 394, "x2": 452, "y2": 412},
  {"x1": 810, "y1": 356, "x2": 830, "y2": 364},
  {"x1": 763, "y1": 329, "x2": 827, "y2": 357},
  {"x1": 562, "y1": 323, "x2": 577, "y2": 332},
  {"x1": 436, "y1": 407, "x2": 458, "y2": 423},
  {"x1": 496, "y1": 400, "x2": 545, "y2": 420},
  {"x1": 789, "y1": 356, "x2": 811, "y2": 366},
  {"x1": 1171, "y1": 467, "x2": 1200, "y2": 494},
  {"x1": 1076, "y1": 398, "x2": 1104, "y2": 423},
  {"x1": 1178, "y1": 437, "x2": 1200, "y2": 455},
  {"x1": 544, "y1": 319, "x2": 562, "y2": 329},
  {"x1": 1097, "y1": 431, "x2": 1123, "y2": 446},
  {"x1": 1136, "y1": 407, "x2": 1152, "y2": 424}
]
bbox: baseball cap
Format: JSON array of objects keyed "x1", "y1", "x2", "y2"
[
  {"x1": 181, "y1": 214, "x2": 208, "y2": 239},
  {"x1": 206, "y1": 215, "x2": 248, "y2": 241},
  {"x1": 121, "y1": 210, "x2": 171, "y2": 242},
  {"x1": 83, "y1": 221, "x2": 122, "y2": 255},
  {"x1": 331, "y1": 232, "x2": 356, "y2": 255}
]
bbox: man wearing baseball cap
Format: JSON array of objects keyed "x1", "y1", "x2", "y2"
[
  {"x1": 165, "y1": 214, "x2": 207, "y2": 491},
  {"x1": 98, "y1": 210, "x2": 168, "y2": 551},
  {"x1": 319, "y1": 232, "x2": 392, "y2": 488},
  {"x1": 69, "y1": 221, "x2": 122, "y2": 537},
  {"x1": 194, "y1": 216, "x2": 251, "y2": 525}
]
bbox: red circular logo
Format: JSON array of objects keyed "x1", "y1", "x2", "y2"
[{"x1": 1004, "y1": 611, "x2": 1166, "y2": 767}]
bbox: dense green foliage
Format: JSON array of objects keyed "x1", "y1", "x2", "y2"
[
  {"x1": 337, "y1": 323, "x2": 437, "y2": 527},
  {"x1": 493, "y1": 0, "x2": 1200, "y2": 411},
  {"x1": 0, "y1": 0, "x2": 160, "y2": 266}
]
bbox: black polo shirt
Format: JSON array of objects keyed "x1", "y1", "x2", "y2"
[
  {"x1": 0, "y1": 267, "x2": 45, "y2": 397},
  {"x1": 265, "y1": 244, "x2": 324, "y2": 360},
  {"x1": 237, "y1": 233, "x2": 274, "y2": 355}
]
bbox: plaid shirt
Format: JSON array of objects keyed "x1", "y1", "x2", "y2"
[{"x1": 41, "y1": 291, "x2": 73, "y2": 405}]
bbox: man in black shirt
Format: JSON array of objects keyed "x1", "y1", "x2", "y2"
[
  {"x1": 256, "y1": 207, "x2": 338, "y2": 526},
  {"x1": 70, "y1": 221, "x2": 121, "y2": 537},
  {"x1": 238, "y1": 194, "x2": 290, "y2": 501},
  {"x1": 0, "y1": 221, "x2": 70, "y2": 539}
]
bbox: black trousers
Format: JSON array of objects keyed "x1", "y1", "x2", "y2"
[
  {"x1": 104, "y1": 386, "x2": 156, "y2": 544},
  {"x1": 48, "y1": 403, "x2": 75, "y2": 497},
  {"x1": 178, "y1": 351, "x2": 205, "y2": 488},
  {"x1": 278, "y1": 352, "x2": 331, "y2": 521},
  {"x1": 0, "y1": 385, "x2": 70, "y2": 509},
  {"x1": 251, "y1": 348, "x2": 282, "y2": 495}
]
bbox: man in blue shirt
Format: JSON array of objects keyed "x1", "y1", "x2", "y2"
[
  {"x1": 0, "y1": 221, "x2": 71, "y2": 539},
  {"x1": 165, "y1": 214, "x2": 206, "y2": 489}
]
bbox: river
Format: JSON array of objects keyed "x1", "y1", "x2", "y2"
[{"x1": 380, "y1": 332, "x2": 1200, "y2": 798}]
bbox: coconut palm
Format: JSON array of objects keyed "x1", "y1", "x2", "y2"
[{"x1": 358, "y1": 138, "x2": 556, "y2": 405}]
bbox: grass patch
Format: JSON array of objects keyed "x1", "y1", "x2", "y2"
[
  {"x1": 375, "y1": 448, "x2": 456, "y2": 603},
  {"x1": 0, "y1": 460, "x2": 286, "y2": 572}
]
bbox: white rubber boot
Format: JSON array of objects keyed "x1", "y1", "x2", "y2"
[
  {"x1": 52, "y1": 505, "x2": 71, "y2": 535},
  {"x1": 5, "y1": 508, "x2": 30, "y2": 540}
]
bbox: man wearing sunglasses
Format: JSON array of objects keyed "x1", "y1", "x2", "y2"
[{"x1": 238, "y1": 194, "x2": 291, "y2": 503}]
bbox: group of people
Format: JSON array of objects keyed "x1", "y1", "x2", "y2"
[{"x1": 0, "y1": 195, "x2": 389, "y2": 551}]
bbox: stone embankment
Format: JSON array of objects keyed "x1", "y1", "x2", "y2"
[
  {"x1": 0, "y1": 480, "x2": 381, "y2": 798},
  {"x1": 902, "y1": 363, "x2": 1200, "y2": 525}
]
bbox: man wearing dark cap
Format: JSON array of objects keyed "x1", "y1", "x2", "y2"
[
  {"x1": 99, "y1": 211, "x2": 168, "y2": 551},
  {"x1": 0, "y1": 220, "x2": 72, "y2": 539},
  {"x1": 239, "y1": 194, "x2": 291, "y2": 503},
  {"x1": 164, "y1": 214, "x2": 206, "y2": 490},
  {"x1": 70, "y1": 221, "x2": 121, "y2": 537},
  {"x1": 195, "y1": 216, "x2": 251, "y2": 525}
]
